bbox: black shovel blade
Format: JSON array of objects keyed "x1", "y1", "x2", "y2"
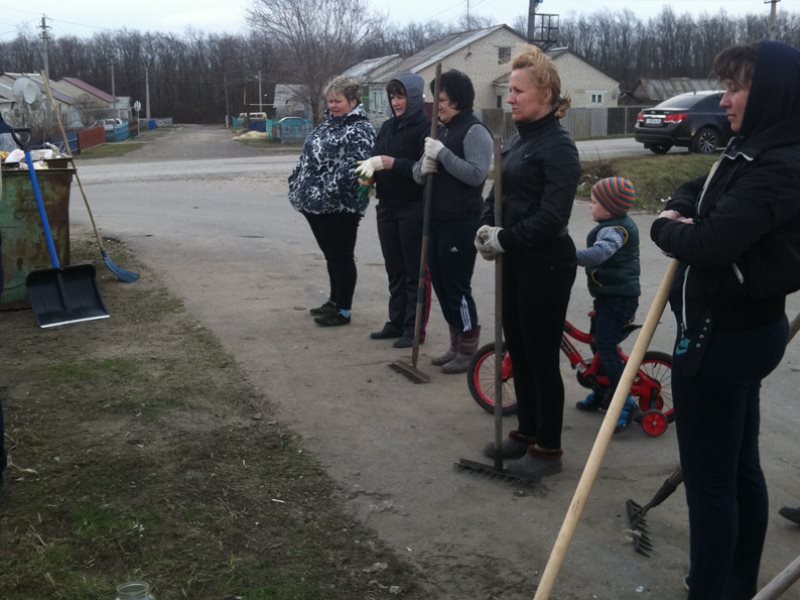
[{"x1": 25, "y1": 264, "x2": 110, "y2": 328}]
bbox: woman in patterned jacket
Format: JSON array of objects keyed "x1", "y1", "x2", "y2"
[{"x1": 289, "y1": 76, "x2": 376, "y2": 327}]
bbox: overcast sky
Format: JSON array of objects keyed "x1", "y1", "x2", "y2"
[{"x1": 0, "y1": 0, "x2": 792, "y2": 39}]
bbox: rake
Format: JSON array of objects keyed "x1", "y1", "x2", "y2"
[
  {"x1": 389, "y1": 63, "x2": 441, "y2": 384},
  {"x1": 40, "y1": 73, "x2": 140, "y2": 283},
  {"x1": 626, "y1": 310, "x2": 800, "y2": 556}
]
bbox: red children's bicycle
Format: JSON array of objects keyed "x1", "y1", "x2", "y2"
[{"x1": 466, "y1": 313, "x2": 674, "y2": 436}]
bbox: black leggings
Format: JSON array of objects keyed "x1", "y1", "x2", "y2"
[
  {"x1": 503, "y1": 258, "x2": 576, "y2": 449},
  {"x1": 304, "y1": 212, "x2": 361, "y2": 310}
]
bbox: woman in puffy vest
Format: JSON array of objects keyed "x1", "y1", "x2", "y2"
[{"x1": 413, "y1": 69, "x2": 492, "y2": 374}]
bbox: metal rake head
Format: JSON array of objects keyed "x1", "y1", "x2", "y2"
[
  {"x1": 454, "y1": 458, "x2": 535, "y2": 484},
  {"x1": 626, "y1": 499, "x2": 653, "y2": 556}
]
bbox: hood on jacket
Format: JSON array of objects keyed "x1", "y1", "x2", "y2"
[
  {"x1": 387, "y1": 73, "x2": 425, "y2": 120},
  {"x1": 741, "y1": 40, "x2": 800, "y2": 139}
]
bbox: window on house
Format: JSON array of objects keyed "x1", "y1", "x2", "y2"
[
  {"x1": 497, "y1": 95, "x2": 503, "y2": 109},
  {"x1": 590, "y1": 93, "x2": 604, "y2": 104},
  {"x1": 498, "y1": 47, "x2": 511, "y2": 64}
]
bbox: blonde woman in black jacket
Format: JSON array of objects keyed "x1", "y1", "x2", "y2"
[{"x1": 476, "y1": 45, "x2": 580, "y2": 480}]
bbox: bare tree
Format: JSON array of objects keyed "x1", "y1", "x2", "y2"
[{"x1": 248, "y1": 0, "x2": 383, "y2": 123}]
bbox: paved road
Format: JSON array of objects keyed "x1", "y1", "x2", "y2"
[{"x1": 73, "y1": 125, "x2": 800, "y2": 600}]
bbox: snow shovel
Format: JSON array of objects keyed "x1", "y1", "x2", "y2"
[
  {"x1": 389, "y1": 62, "x2": 441, "y2": 384},
  {"x1": 40, "y1": 73, "x2": 139, "y2": 283},
  {"x1": 0, "y1": 118, "x2": 110, "y2": 328}
]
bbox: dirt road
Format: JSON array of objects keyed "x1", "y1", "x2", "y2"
[{"x1": 75, "y1": 125, "x2": 800, "y2": 599}]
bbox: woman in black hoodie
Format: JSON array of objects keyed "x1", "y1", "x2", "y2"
[
  {"x1": 651, "y1": 41, "x2": 800, "y2": 599},
  {"x1": 358, "y1": 74, "x2": 431, "y2": 348}
]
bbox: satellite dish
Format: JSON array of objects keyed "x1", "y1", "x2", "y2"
[{"x1": 12, "y1": 77, "x2": 42, "y2": 108}]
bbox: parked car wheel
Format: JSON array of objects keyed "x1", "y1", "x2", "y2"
[
  {"x1": 648, "y1": 143, "x2": 672, "y2": 154},
  {"x1": 692, "y1": 127, "x2": 720, "y2": 154}
]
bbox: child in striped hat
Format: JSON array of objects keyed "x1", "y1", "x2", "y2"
[{"x1": 575, "y1": 177, "x2": 641, "y2": 433}]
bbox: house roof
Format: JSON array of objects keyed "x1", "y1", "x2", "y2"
[
  {"x1": 491, "y1": 47, "x2": 619, "y2": 87},
  {"x1": 61, "y1": 77, "x2": 114, "y2": 103},
  {"x1": 0, "y1": 81, "x2": 13, "y2": 102},
  {"x1": 371, "y1": 24, "x2": 527, "y2": 83},
  {"x1": 344, "y1": 55, "x2": 402, "y2": 82},
  {"x1": 0, "y1": 73, "x2": 76, "y2": 105},
  {"x1": 627, "y1": 78, "x2": 723, "y2": 102}
]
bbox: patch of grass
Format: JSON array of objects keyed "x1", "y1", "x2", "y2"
[
  {"x1": 0, "y1": 236, "x2": 425, "y2": 600},
  {"x1": 579, "y1": 153, "x2": 718, "y2": 211}
]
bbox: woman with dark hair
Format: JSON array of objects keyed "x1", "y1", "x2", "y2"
[
  {"x1": 357, "y1": 73, "x2": 431, "y2": 348},
  {"x1": 475, "y1": 45, "x2": 580, "y2": 479},
  {"x1": 651, "y1": 41, "x2": 800, "y2": 599},
  {"x1": 289, "y1": 75, "x2": 375, "y2": 327},
  {"x1": 414, "y1": 69, "x2": 492, "y2": 373}
]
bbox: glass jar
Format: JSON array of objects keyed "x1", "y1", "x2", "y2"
[{"x1": 115, "y1": 581, "x2": 156, "y2": 600}]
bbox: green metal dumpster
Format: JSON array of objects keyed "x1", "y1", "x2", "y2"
[{"x1": 0, "y1": 162, "x2": 75, "y2": 309}]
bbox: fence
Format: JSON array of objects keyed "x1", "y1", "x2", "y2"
[{"x1": 482, "y1": 106, "x2": 650, "y2": 142}]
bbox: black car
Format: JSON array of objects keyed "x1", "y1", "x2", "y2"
[{"x1": 634, "y1": 90, "x2": 732, "y2": 154}]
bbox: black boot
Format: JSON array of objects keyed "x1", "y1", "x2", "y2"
[{"x1": 483, "y1": 430, "x2": 535, "y2": 460}]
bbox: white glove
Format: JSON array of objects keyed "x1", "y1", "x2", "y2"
[
  {"x1": 474, "y1": 225, "x2": 497, "y2": 260},
  {"x1": 355, "y1": 156, "x2": 385, "y2": 179},
  {"x1": 476, "y1": 225, "x2": 504, "y2": 255},
  {"x1": 421, "y1": 156, "x2": 438, "y2": 175},
  {"x1": 424, "y1": 137, "x2": 445, "y2": 160}
]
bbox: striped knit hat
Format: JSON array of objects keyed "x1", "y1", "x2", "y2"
[{"x1": 591, "y1": 177, "x2": 636, "y2": 216}]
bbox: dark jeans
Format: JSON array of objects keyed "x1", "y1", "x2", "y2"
[
  {"x1": 376, "y1": 201, "x2": 430, "y2": 336},
  {"x1": 503, "y1": 259, "x2": 576, "y2": 449},
  {"x1": 303, "y1": 212, "x2": 361, "y2": 310},
  {"x1": 673, "y1": 316, "x2": 788, "y2": 600},
  {"x1": 590, "y1": 296, "x2": 638, "y2": 400},
  {"x1": 427, "y1": 217, "x2": 479, "y2": 331}
]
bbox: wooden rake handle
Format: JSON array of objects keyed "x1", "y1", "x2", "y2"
[{"x1": 533, "y1": 258, "x2": 679, "y2": 600}]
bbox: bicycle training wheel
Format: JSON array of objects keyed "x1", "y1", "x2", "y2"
[
  {"x1": 634, "y1": 351, "x2": 674, "y2": 430},
  {"x1": 466, "y1": 342, "x2": 518, "y2": 415}
]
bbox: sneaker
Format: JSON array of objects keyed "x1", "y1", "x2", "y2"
[
  {"x1": 576, "y1": 392, "x2": 602, "y2": 412},
  {"x1": 483, "y1": 431, "x2": 535, "y2": 460},
  {"x1": 310, "y1": 301, "x2": 338, "y2": 316},
  {"x1": 392, "y1": 335, "x2": 415, "y2": 348},
  {"x1": 369, "y1": 323, "x2": 402, "y2": 339},
  {"x1": 779, "y1": 506, "x2": 800, "y2": 525},
  {"x1": 314, "y1": 312, "x2": 351, "y2": 327},
  {"x1": 614, "y1": 396, "x2": 636, "y2": 434}
]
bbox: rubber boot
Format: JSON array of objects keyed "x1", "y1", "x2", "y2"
[
  {"x1": 441, "y1": 326, "x2": 481, "y2": 374},
  {"x1": 431, "y1": 325, "x2": 459, "y2": 366}
]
